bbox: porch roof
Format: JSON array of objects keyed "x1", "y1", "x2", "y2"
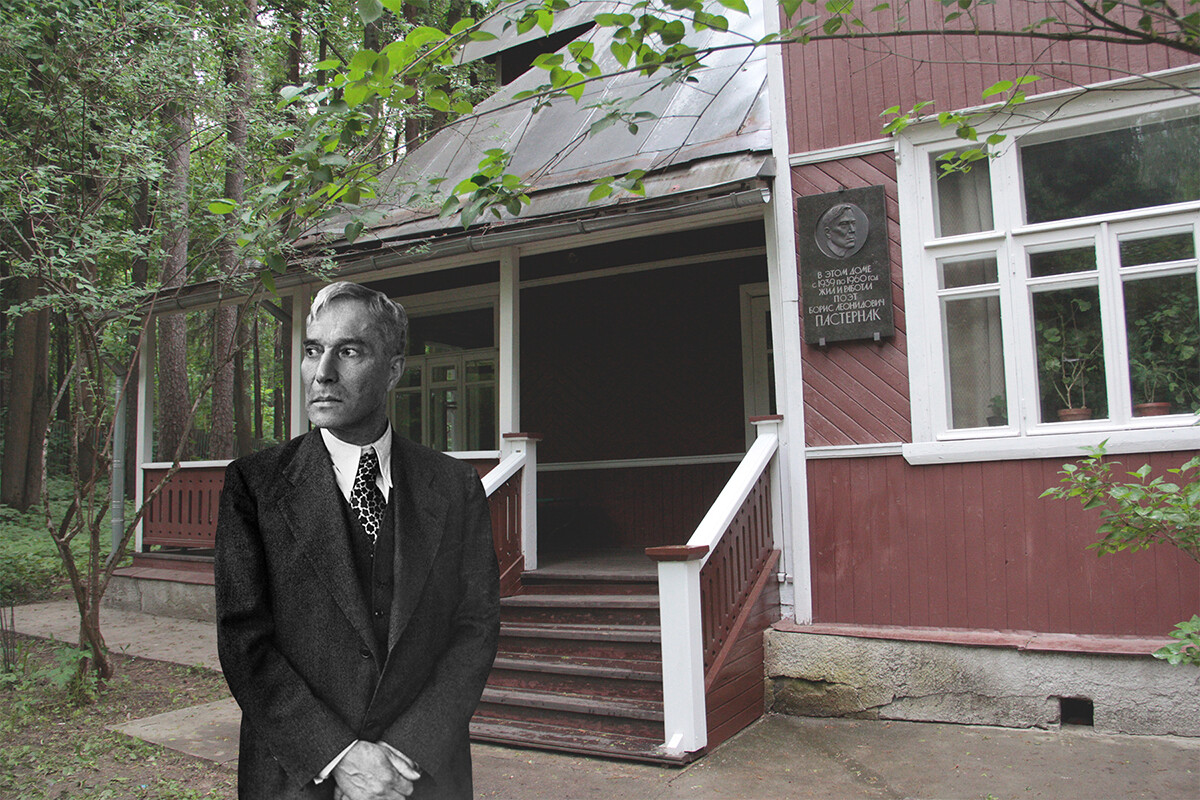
[
  {"x1": 305, "y1": 0, "x2": 773, "y2": 249},
  {"x1": 154, "y1": 1, "x2": 772, "y2": 311}
]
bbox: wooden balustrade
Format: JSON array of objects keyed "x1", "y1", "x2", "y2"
[
  {"x1": 138, "y1": 449, "x2": 526, "y2": 595},
  {"x1": 487, "y1": 469, "x2": 525, "y2": 597},
  {"x1": 647, "y1": 416, "x2": 783, "y2": 757},
  {"x1": 142, "y1": 465, "x2": 227, "y2": 550},
  {"x1": 699, "y1": 469, "x2": 774, "y2": 674}
]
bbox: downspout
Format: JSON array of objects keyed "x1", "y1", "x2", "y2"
[{"x1": 760, "y1": 0, "x2": 811, "y2": 622}]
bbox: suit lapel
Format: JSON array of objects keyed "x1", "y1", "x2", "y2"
[
  {"x1": 387, "y1": 434, "x2": 449, "y2": 651},
  {"x1": 275, "y1": 431, "x2": 378, "y2": 658}
]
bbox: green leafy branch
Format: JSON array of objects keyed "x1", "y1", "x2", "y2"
[{"x1": 1043, "y1": 443, "x2": 1200, "y2": 665}]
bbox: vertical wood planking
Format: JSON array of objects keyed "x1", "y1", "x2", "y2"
[
  {"x1": 807, "y1": 451, "x2": 1200, "y2": 636},
  {"x1": 782, "y1": 2, "x2": 1199, "y2": 153}
]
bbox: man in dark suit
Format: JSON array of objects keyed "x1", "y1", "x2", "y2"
[{"x1": 215, "y1": 281, "x2": 500, "y2": 799}]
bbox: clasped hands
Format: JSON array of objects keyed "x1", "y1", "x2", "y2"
[{"x1": 332, "y1": 740, "x2": 420, "y2": 800}]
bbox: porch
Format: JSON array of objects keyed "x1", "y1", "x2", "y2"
[
  {"x1": 122, "y1": 186, "x2": 801, "y2": 762},
  {"x1": 113, "y1": 417, "x2": 785, "y2": 761}
]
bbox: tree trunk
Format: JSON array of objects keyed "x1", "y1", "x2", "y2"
[
  {"x1": 212, "y1": 0, "x2": 257, "y2": 460},
  {"x1": 1, "y1": 273, "x2": 50, "y2": 510},
  {"x1": 156, "y1": 101, "x2": 193, "y2": 462}
]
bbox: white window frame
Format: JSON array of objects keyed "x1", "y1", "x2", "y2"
[
  {"x1": 899, "y1": 72, "x2": 1200, "y2": 464},
  {"x1": 388, "y1": 291, "x2": 501, "y2": 452}
]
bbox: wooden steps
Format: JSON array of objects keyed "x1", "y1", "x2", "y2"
[{"x1": 470, "y1": 572, "x2": 695, "y2": 764}]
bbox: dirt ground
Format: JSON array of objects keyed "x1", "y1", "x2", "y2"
[{"x1": 0, "y1": 634, "x2": 237, "y2": 799}]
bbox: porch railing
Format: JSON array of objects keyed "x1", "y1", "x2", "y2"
[
  {"x1": 142, "y1": 462, "x2": 229, "y2": 550},
  {"x1": 480, "y1": 434, "x2": 540, "y2": 596},
  {"x1": 135, "y1": 434, "x2": 539, "y2": 590},
  {"x1": 645, "y1": 416, "x2": 782, "y2": 757}
]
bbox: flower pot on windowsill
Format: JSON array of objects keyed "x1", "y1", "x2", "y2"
[
  {"x1": 1056, "y1": 407, "x2": 1093, "y2": 422},
  {"x1": 1133, "y1": 401, "x2": 1172, "y2": 417}
]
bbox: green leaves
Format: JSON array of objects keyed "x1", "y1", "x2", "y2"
[
  {"x1": 588, "y1": 169, "x2": 647, "y2": 202},
  {"x1": 1154, "y1": 615, "x2": 1200, "y2": 666},
  {"x1": 1043, "y1": 445, "x2": 1200, "y2": 566}
]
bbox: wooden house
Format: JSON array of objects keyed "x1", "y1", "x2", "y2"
[{"x1": 116, "y1": 0, "x2": 1200, "y2": 764}]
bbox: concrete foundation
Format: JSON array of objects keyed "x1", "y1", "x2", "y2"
[
  {"x1": 765, "y1": 627, "x2": 1200, "y2": 738},
  {"x1": 105, "y1": 574, "x2": 216, "y2": 622}
]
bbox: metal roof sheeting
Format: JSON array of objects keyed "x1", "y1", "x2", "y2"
[{"x1": 305, "y1": 0, "x2": 772, "y2": 252}]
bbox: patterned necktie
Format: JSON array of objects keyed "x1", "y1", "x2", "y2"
[{"x1": 349, "y1": 447, "x2": 386, "y2": 545}]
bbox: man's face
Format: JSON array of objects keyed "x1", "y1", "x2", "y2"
[
  {"x1": 829, "y1": 211, "x2": 856, "y2": 251},
  {"x1": 301, "y1": 297, "x2": 405, "y2": 445}
]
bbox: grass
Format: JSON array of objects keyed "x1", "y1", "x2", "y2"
[
  {"x1": 1, "y1": 476, "x2": 234, "y2": 796},
  {"x1": 0, "y1": 635, "x2": 236, "y2": 799},
  {"x1": 0, "y1": 475, "x2": 135, "y2": 606}
]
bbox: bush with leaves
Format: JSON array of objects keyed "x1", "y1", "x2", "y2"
[{"x1": 1043, "y1": 443, "x2": 1200, "y2": 665}]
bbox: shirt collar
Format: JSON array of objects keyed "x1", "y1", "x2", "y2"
[{"x1": 320, "y1": 426, "x2": 394, "y2": 501}]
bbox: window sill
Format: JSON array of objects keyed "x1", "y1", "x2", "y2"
[{"x1": 903, "y1": 422, "x2": 1200, "y2": 465}]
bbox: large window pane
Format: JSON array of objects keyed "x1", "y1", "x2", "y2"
[
  {"x1": 1022, "y1": 116, "x2": 1200, "y2": 224},
  {"x1": 1125, "y1": 273, "x2": 1200, "y2": 414},
  {"x1": 934, "y1": 157, "x2": 994, "y2": 236},
  {"x1": 1033, "y1": 286, "x2": 1107, "y2": 421},
  {"x1": 943, "y1": 295, "x2": 1007, "y2": 428}
]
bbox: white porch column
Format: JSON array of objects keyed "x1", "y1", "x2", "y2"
[
  {"x1": 133, "y1": 317, "x2": 156, "y2": 552},
  {"x1": 501, "y1": 432, "x2": 539, "y2": 571},
  {"x1": 647, "y1": 545, "x2": 709, "y2": 755},
  {"x1": 498, "y1": 247, "x2": 520, "y2": 436},
  {"x1": 289, "y1": 289, "x2": 311, "y2": 439},
  {"x1": 761, "y1": 0, "x2": 811, "y2": 623}
]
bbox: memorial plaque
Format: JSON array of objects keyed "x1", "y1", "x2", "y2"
[{"x1": 796, "y1": 185, "x2": 894, "y2": 345}]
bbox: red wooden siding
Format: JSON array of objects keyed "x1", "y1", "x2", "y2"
[
  {"x1": 538, "y1": 462, "x2": 738, "y2": 551},
  {"x1": 794, "y1": 153, "x2": 910, "y2": 446},
  {"x1": 807, "y1": 450, "x2": 1200, "y2": 637},
  {"x1": 782, "y1": 1, "x2": 1199, "y2": 153}
]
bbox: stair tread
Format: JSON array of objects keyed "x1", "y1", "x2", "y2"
[
  {"x1": 492, "y1": 653, "x2": 662, "y2": 680},
  {"x1": 470, "y1": 718, "x2": 693, "y2": 765},
  {"x1": 501, "y1": 621, "x2": 661, "y2": 642},
  {"x1": 480, "y1": 686, "x2": 663, "y2": 720},
  {"x1": 502, "y1": 594, "x2": 659, "y2": 608}
]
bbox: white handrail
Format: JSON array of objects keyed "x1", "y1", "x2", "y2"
[
  {"x1": 481, "y1": 450, "x2": 527, "y2": 497},
  {"x1": 685, "y1": 432, "x2": 778, "y2": 567}
]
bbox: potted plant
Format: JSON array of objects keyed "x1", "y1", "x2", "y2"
[
  {"x1": 1035, "y1": 294, "x2": 1104, "y2": 421},
  {"x1": 1127, "y1": 298, "x2": 1200, "y2": 416}
]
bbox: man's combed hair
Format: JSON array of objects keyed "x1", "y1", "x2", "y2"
[{"x1": 308, "y1": 281, "x2": 408, "y2": 356}]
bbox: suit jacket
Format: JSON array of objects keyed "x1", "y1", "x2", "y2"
[{"x1": 215, "y1": 430, "x2": 500, "y2": 799}]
